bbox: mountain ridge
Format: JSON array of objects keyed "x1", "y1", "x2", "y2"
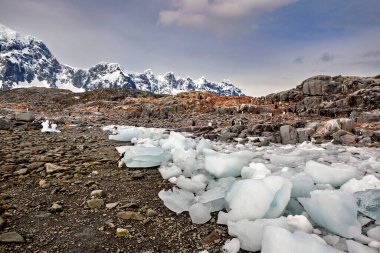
[{"x1": 0, "y1": 24, "x2": 245, "y2": 96}]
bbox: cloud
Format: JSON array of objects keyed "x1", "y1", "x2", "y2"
[
  {"x1": 320, "y1": 52, "x2": 335, "y2": 62},
  {"x1": 362, "y1": 50, "x2": 380, "y2": 58},
  {"x1": 293, "y1": 56, "x2": 304, "y2": 64},
  {"x1": 158, "y1": 0, "x2": 298, "y2": 34}
]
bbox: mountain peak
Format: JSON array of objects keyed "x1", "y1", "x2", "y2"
[{"x1": 0, "y1": 24, "x2": 245, "y2": 96}]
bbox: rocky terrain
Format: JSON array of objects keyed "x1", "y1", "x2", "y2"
[{"x1": 0, "y1": 74, "x2": 379, "y2": 252}]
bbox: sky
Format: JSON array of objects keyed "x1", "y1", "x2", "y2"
[{"x1": 0, "y1": 0, "x2": 379, "y2": 96}]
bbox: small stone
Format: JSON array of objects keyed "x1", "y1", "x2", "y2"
[
  {"x1": 45, "y1": 163, "x2": 68, "y2": 174},
  {"x1": 0, "y1": 217, "x2": 5, "y2": 228},
  {"x1": 116, "y1": 228, "x2": 131, "y2": 238},
  {"x1": 131, "y1": 171, "x2": 145, "y2": 180},
  {"x1": 105, "y1": 220, "x2": 116, "y2": 228},
  {"x1": 38, "y1": 179, "x2": 48, "y2": 188},
  {"x1": 49, "y1": 203, "x2": 63, "y2": 213},
  {"x1": 0, "y1": 232, "x2": 25, "y2": 243},
  {"x1": 116, "y1": 211, "x2": 144, "y2": 221},
  {"x1": 15, "y1": 111, "x2": 34, "y2": 122},
  {"x1": 146, "y1": 208, "x2": 157, "y2": 217},
  {"x1": 91, "y1": 170, "x2": 99, "y2": 175},
  {"x1": 14, "y1": 168, "x2": 28, "y2": 175},
  {"x1": 106, "y1": 202, "x2": 119, "y2": 209},
  {"x1": 90, "y1": 190, "x2": 105, "y2": 198},
  {"x1": 87, "y1": 199, "x2": 104, "y2": 209}
]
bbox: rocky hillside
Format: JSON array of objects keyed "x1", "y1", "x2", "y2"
[
  {"x1": 0, "y1": 74, "x2": 379, "y2": 147},
  {"x1": 0, "y1": 24, "x2": 244, "y2": 96}
]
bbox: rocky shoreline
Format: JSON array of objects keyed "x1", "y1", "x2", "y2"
[{"x1": 0, "y1": 74, "x2": 379, "y2": 252}]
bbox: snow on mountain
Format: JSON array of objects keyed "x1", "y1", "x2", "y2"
[{"x1": 0, "y1": 24, "x2": 245, "y2": 96}]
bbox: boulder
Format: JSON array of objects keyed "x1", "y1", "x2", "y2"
[
  {"x1": 332, "y1": 130, "x2": 357, "y2": 145},
  {"x1": 0, "y1": 118, "x2": 13, "y2": 130},
  {"x1": 280, "y1": 125, "x2": 298, "y2": 144},
  {"x1": 15, "y1": 111, "x2": 34, "y2": 122},
  {"x1": 296, "y1": 128, "x2": 315, "y2": 143}
]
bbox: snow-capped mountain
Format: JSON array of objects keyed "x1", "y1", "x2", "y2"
[{"x1": 0, "y1": 24, "x2": 245, "y2": 96}]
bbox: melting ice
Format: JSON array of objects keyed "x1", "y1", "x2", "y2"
[{"x1": 104, "y1": 126, "x2": 380, "y2": 252}]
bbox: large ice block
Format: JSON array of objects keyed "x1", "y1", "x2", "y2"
[
  {"x1": 299, "y1": 190, "x2": 361, "y2": 238},
  {"x1": 261, "y1": 226, "x2": 344, "y2": 253},
  {"x1": 222, "y1": 177, "x2": 291, "y2": 222},
  {"x1": 158, "y1": 187, "x2": 194, "y2": 214},
  {"x1": 122, "y1": 146, "x2": 168, "y2": 168},
  {"x1": 304, "y1": 160, "x2": 361, "y2": 187},
  {"x1": 204, "y1": 149, "x2": 255, "y2": 178}
]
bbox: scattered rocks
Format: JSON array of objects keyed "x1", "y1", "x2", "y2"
[
  {"x1": 87, "y1": 199, "x2": 104, "y2": 209},
  {"x1": 116, "y1": 211, "x2": 145, "y2": 221},
  {"x1": 0, "y1": 232, "x2": 25, "y2": 243}
]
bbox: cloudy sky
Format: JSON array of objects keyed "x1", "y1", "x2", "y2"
[{"x1": 1, "y1": 0, "x2": 380, "y2": 96}]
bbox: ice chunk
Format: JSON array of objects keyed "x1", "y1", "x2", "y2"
[
  {"x1": 270, "y1": 153, "x2": 304, "y2": 167},
  {"x1": 41, "y1": 120, "x2": 61, "y2": 133},
  {"x1": 261, "y1": 226, "x2": 344, "y2": 253},
  {"x1": 207, "y1": 177, "x2": 238, "y2": 192},
  {"x1": 122, "y1": 146, "x2": 167, "y2": 168},
  {"x1": 227, "y1": 217, "x2": 291, "y2": 252},
  {"x1": 341, "y1": 175, "x2": 380, "y2": 193},
  {"x1": 367, "y1": 226, "x2": 380, "y2": 241},
  {"x1": 241, "y1": 163, "x2": 271, "y2": 179},
  {"x1": 172, "y1": 148, "x2": 197, "y2": 167},
  {"x1": 158, "y1": 188, "x2": 194, "y2": 214},
  {"x1": 176, "y1": 175, "x2": 207, "y2": 194},
  {"x1": 299, "y1": 190, "x2": 361, "y2": 238},
  {"x1": 304, "y1": 160, "x2": 361, "y2": 187},
  {"x1": 346, "y1": 240, "x2": 378, "y2": 253},
  {"x1": 162, "y1": 131, "x2": 196, "y2": 150},
  {"x1": 286, "y1": 215, "x2": 313, "y2": 233},
  {"x1": 109, "y1": 127, "x2": 143, "y2": 142},
  {"x1": 109, "y1": 127, "x2": 164, "y2": 142},
  {"x1": 196, "y1": 139, "x2": 214, "y2": 154},
  {"x1": 204, "y1": 149, "x2": 255, "y2": 178},
  {"x1": 189, "y1": 203, "x2": 211, "y2": 224},
  {"x1": 159, "y1": 165, "x2": 182, "y2": 179},
  {"x1": 222, "y1": 238, "x2": 240, "y2": 253},
  {"x1": 355, "y1": 189, "x2": 380, "y2": 223},
  {"x1": 290, "y1": 173, "x2": 316, "y2": 198},
  {"x1": 196, "y1": 187, "x2": 225, "y2": 204},
  {"x1": 285, "y1": 198, "x2": 305, "y2": 215},
  {"x1": 223, "y1": 177, "x2": 291, "y2": 222}
]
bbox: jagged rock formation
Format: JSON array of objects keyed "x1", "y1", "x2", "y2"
[
  {"x1": 266, "y1": 75, "x2": 380, "y2": 117},
  {"x1": 0, "y1": 24, "x2": 244, "y2": 96}
]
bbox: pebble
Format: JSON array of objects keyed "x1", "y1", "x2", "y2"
[
  {"x1": 90, "y1": 190, "x2": 105, "y2": 198},
  {"x1": 87, "y1": 199, "x2": 104, "y2": 209},
  {"x1": 116, "y1": 211, "x2": 144, "y2": 221},
  {"x1": 39, "y1": 179, "x2": 48, "y2": 188},
  {"x1": 45, "y1": 163, "x2": 68, "y2": 174},
  {"x1": 146, "y1": 208, "x2": 158, "y2": 217},
  {"x1": 14, "y1": 168, "x2": 28, "y2": 175},
  {"x1": 106, "y1": 202, "x2": 119, "y2": 209},
  {"x1": 49, "y1": 203, "x2": 63, "y2": 213},
  {"x1": 0, "y1": 232, "x2": 25, "y2": 243},
  {"x1": 116, "y1": 228, "x2": 131, "y2": 238}
]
